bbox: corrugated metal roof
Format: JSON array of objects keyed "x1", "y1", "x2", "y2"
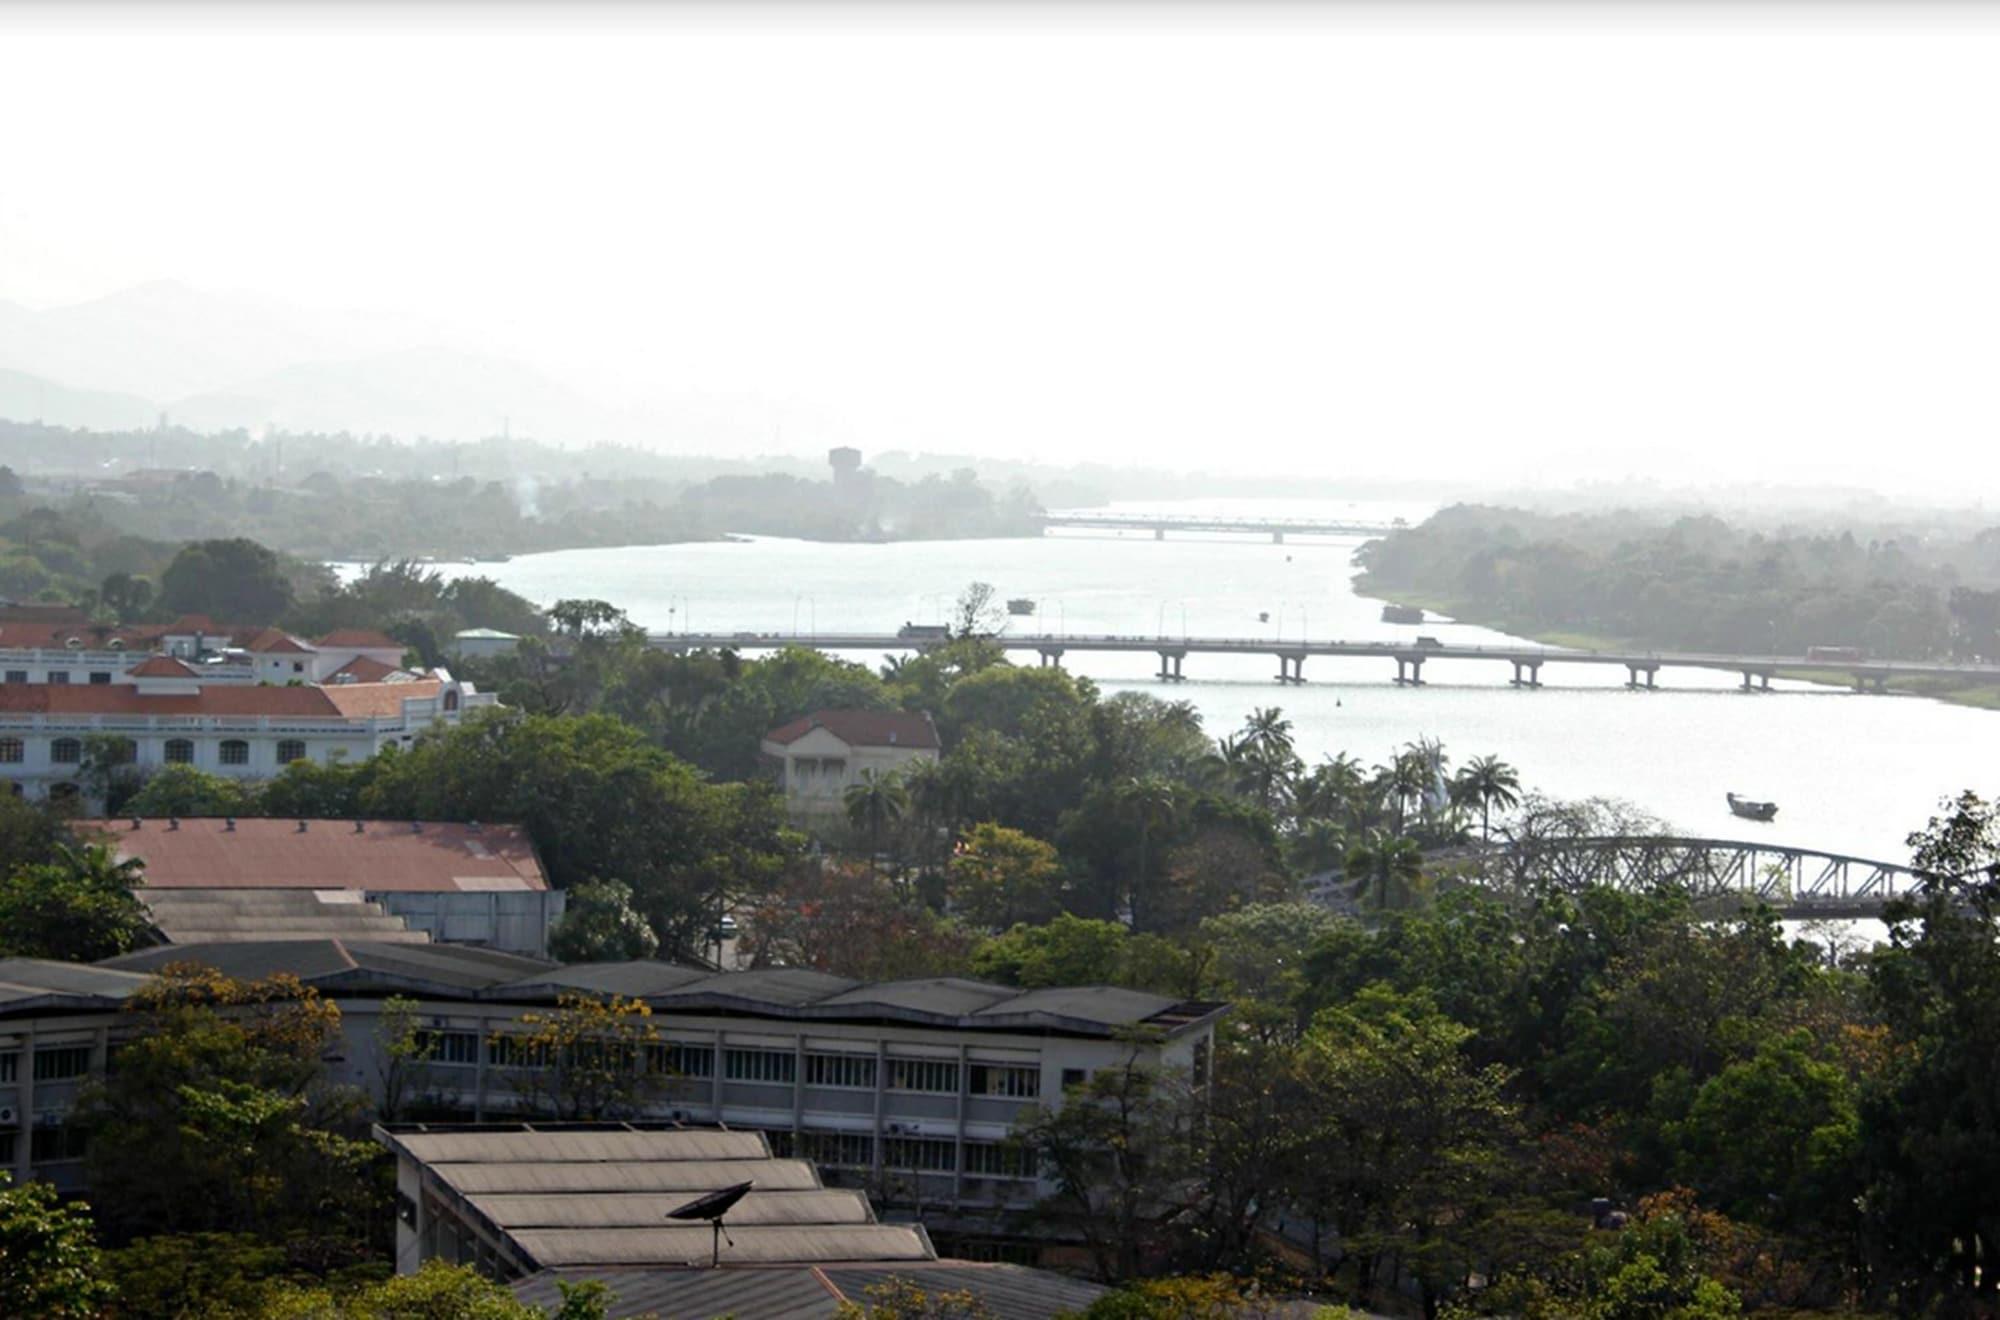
[
  {"x1": 87, "y1": 818, "x2": 548, "y2": 893},
  {"x1": 498, "y1": 961, "x2": 712, "y2": 998},
  {"x1": 512, "y1": 1266, "x2": 838, "y2": 1319},
  {"x1": 466, "y1": 1189, "x2": 874, "y2": 1230},
  {"x1": 510, "y1": 1224, "x2": 934, "y2": 1268},
  {"x1": 826, "y1": 1264, "x2": 1109, "y2": 1319},
  {"x1": 812, "y1": 978, "x2": 1020, "y2": 1018},
  {"x1": 652, "y1": 967, "x2": 861, "y2": 1008},
  {"x1": 436, "y1": 1158, "x2": 826, "y2": 1196},
  {"x1": 510, "y1": 1263, "x2": 1112, "y2": 1320},
  {"x1": 397, "y1": 1128, "x2": 769, "y2": 1166}
]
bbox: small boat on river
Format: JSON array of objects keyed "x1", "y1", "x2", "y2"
[
  {"x1": 1726, "y1": 792, "x2": 1778, "y2": 822},
  {"x1": 1381, "y1": 603, "x2": 1425, "y2": 624}
]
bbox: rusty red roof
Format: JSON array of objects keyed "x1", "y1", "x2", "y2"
[
  {"x1": 329, "y1": 655, "x2": 402, "y2": 683},
  {"x1": 236, "y1": 627, "x2": 316, "y2": 655},
  {"x1": 127, "y1": 655, "x2": 201, "y2": 678},
  {"x1": 0, "y1": 679, "x2": 438, "y2": 720},
  {"x1": 763, "y1": 709, "x2": 940, "y2": 750},
  {"x1": 81, "y1": 818, "x2": 548, "y2": 892}
]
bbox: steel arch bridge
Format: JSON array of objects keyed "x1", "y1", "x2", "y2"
[{"x1": 1439, "y1": 835, "x2": 1932, "y2": 916}]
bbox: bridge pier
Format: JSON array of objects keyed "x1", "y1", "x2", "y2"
[
  {"x1": 1038, "y1": 648, "x2": 1065, "y2": 669},
  {"x1": 1275, "y1": 653, "x2": 1305, "y2": 684},
  {"x1": 1153, "y1": 527, "x2": 1165, "y2": 541},
  {"x1": 1625, "y1": 664, "x2": 1658, "y2": 689},
  {"x1": 1271, "y1": 530, "x2": 1285, "y2": 545},
  {"x1": 1157, "y1": 650, "x2": 1185, "y2": 682},
  {"x1": 1740, "y1": 669, "x2": 1772, "y2": 692},
  {"x1": 1854, "y1": 671, "x2": 1889, "y2": 693},
  {"x1": 1394, "y1": 655, "x2": 1426, "y2": 686},
  {"x1": 1510, "y1": 659, "x2": 1542, "y2": 688}
]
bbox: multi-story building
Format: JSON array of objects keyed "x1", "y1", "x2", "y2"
[
  {"x1": 0, "y1": 607, "x2": 409, "y2": 686},
  {"x1": 0, "y1": 941, "x2": 1225, "y2": 1232},
  {"x1": 0, "y1": 664, "x2": 495, "y2": 803},
  {"x1": 760, "y1": 709, "x2": 942, "y2": 824}
]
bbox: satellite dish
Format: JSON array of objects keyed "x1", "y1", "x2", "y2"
[{"x1": 667, "y1": 1179, "x2": 754, "y2": 1267}]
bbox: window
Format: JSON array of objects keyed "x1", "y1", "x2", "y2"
[
  {"x1": 417, "y1": 1030, "x2": 480, "y2": 1066},
  {"x1": 31, "y1": 1126, "x2": 87, "y2": 1162},
  {"x1": 887, "y1": 1058, "x2": 958, "y2": 1094},
  {"x1": 798, "y1": 1129, "x2": 873, "y2": 1167},
  {"x1": 276, "y1": 739, "x2": 307, "y2": 764},
  {"x1": 1061, "y1": 1068, "x2": 1088, "y2": 1091},
  {"x1": 220, "y1": 740, "x2": 250, "y2": 766},
  {"x1": 1192, "y1": 1038, "x2": 1210, "y2": 1088},
  {"x1": 88, "y1": 672, "x2": 111, "y2": 685},
  {"x1": 0, "y1": 738, "x2": 21, "y2": 764},
  {"x1": 47, "y1": 671, "x2": 69, "y2": 685},
  {"x1": 0, "y1": 1133, "x2": 13, "y2": 1167},
  {"x1": 884, "y1": 1137, "x2": 956, "y2": 1172},
  {"x1": 2, "y1": 671, "x2": 24, "y2": 683},
  {"x1": 965, "y1": 1141, "x2": 1035, "y2": 1178},
  {"x1": 645, "y1": 1042, "x2": 715, "y2": 1077},
  {"x1": 34, "y1": 1045, "x2": 92, "y2": 1082},
  {"x1": 724, "y1": 1048, "x2": 795, "y2": 1084},
  {"x1": 444, "y1": 689, "x2": 460, "y2": 712},
  {"x1": 0, "y1": 1052, "x2": 16, "y2": 1082},
  {"x1": 488, "y1": 1035, "x2": 551, "y2": 1069},
  {"x1": 50, "y1": 738, "x2": 81, "y2": 765},
  {"x1": 292, "y1": 661, "x2": 305, "y2": 674},
  {"x1": 163, "y1": 738, "x2": 195, "y2": 764},
  {"x1": 969, "y1": 1064, "x2": 1040, "y2": 1099},
  {"x1": 805, "y1": 1052, "x2": 877, "y2": 1090}
]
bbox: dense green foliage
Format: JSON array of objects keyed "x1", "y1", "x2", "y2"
[
  {"x1": 0, "y1": 833, "x2": 150, "y2": 961},
  {"x1": 1357, "y1": 503, "x2": 2000, "y2": 660},
  {"x1": 0, "y1": 1176, "x2": 114, "y2": 1319}
]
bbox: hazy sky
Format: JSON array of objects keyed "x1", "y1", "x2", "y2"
[{"x1": 3, "y1": 2, "x2": 1998, "y2": 495}]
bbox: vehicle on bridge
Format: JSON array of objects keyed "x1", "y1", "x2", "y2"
[
  {"x1": 1414, "y1": 635, "x2": 1443, "y2": 649},
  {"x1": 1805, "y1": 644, "x2": 1867, "y2": 662},
  {"x1": 1726, "y1": 792, "x2": 1779, "y2": 822},
  {"x1": 897, "y1": 623, "x2": 951, "y2": 640}
]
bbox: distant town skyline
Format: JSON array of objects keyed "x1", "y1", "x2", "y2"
[{"x1": 4, "y1": 2, "x2": 1999, "y2": 499}]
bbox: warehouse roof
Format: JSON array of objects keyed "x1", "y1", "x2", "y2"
[
  {"x1": 378, "y1": 1125, "x2": 933, "y2": 1272},
  {"x1": 3, "y1": 943, "x2": 1225, "y2": 1042},
  {"x1": 510, "y1": 1262, "x2": 1108, "y2": 1320},
  {"x1": 84, "y1": 818, "x2": 548, "y2": 892}
]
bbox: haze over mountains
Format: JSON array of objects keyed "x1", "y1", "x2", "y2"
[{"x1": 0, "y1": 281, "x2": 755, "y2": 449}]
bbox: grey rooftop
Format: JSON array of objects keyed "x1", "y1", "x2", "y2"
[{"x1": 9, "y1": 942, "x2": 1228, "y2": 1040}]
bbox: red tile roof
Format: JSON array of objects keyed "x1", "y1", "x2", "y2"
[
  {"x1": 321, "y1": 678, "x2": 444, "y2": 718},
  {"x1": 317, "y1": 629, "x2": 403, "y2": 649},
  {"x1": 0, "y1": 622, "x2": 143, "y2": 650},
  {"x1": 0, "y1": 679, "x2": 440, "y2": 720},
  {"x1": 763, "y1": 708, "x2": 940, "y2": 750},
  {"x1": 329, "y1": 655, "x2": 401, "y2": 683},
  {"x1": 127, "y1": 655, "x2": 201, "y2": 679},
  {"x1": 236, "y1": 627, "x2": 316, "y2": 655},
  {"x1": 81, "y1": 818, "x2": 547, "y2": 892}
]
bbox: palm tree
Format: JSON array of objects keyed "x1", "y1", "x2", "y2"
[
  {"x1": 1344, "y1": 828, "x2": 1426, "y2": 912},
  {"x1": 1296, "y1": 752, "x2": 1369, "y2": 827},
  {"x1": 843, "y1": 770, "x2": 910, "y2": 865},
  {"x1": 1241, "y1": 706, "x2": 1295, "y2": 760},
  {"x1": 1383, "y1": 752, "x2": 1433, "y2": 836},
  {"x1": 1452, "y1": 754, "x2": 1522, "y2": 841},
  {"x1": 1114, "y1": 775, "x2": 1181, "y2": 929}
]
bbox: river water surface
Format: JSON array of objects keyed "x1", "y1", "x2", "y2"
[{"x1": 427, "y1": 499, "x2": 1995, "y2": 868}]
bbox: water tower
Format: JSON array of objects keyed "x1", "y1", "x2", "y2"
[{"x1": 828, "y1": 446, "x2": 862, "y2": 489}]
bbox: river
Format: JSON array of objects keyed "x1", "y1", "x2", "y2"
[{"x1": 414, "y1": 498, "x2": 1994, "y2": 871}]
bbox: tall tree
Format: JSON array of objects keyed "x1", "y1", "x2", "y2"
[
  {"x1": 1452, "y1": 754, "x2": 1522, "y2": 841},
  {"x1": 845, "y1": 769, "x2": 911, "y2": 863},
  {"x1": 0, "y1": 841, "x2": 149, "y2": 961},
  {"x1": 158, "y1": 537, "x2": 295, "y2": 622}
]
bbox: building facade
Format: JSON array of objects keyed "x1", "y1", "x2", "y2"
[
  {"x1": 760, "y1": 710, "x2": 942, "y2": 823},
  {"x1": 0, "y1": 944, "x2": 1224, "y2": 1223},
  {"x1": 0, "y1": 667, "x2": 495, "y2": 803}
]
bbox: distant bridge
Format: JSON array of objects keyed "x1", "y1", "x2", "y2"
[
  {"x1": 647, "y1": 630, "x2": 2000, "y2": 692},
  {"x1": 1037, "y1": 511, "x2": 1400, "y2": 542},
  {"x1": 1315, "y1": 835, "x2": 1935, "y2": 917}
]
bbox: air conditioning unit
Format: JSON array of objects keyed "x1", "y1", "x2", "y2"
[{"x1": 0, "y1": 1106, "x2": 15, "y2": 1125}]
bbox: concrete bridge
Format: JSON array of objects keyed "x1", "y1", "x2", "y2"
[
  {"x1": 1314, "y1": 834, "x2": 1935, "y2": 917},
  {"x1": 1037, "y1": 510, "x2": 1401, "y2": 542},
  {"x1": 647, "y1": 630, "x2": 2000, "y2": 693}
]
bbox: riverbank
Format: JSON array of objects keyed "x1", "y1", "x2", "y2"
[{"x1": 1364, "y1": 584, "x2": 2000, "y2": 711}]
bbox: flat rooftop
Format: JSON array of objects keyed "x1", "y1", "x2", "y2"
[{"x1": 85, "y1": 818, "x2": 547, "y2": 893}]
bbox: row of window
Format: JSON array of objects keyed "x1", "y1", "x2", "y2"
[
  {"x1": 0, "y1": 1046, "x2": 93, "y2": 1083},
  {"x1": 0, "y1": 737, "x2": 310, "y2": 766},
  {"x1": 434, "y1": 1036, "x2": 1039, "y2": 1098},
  {"x1": 786, "y1": 1130, "x2": 1034, "y2": 1177},
  {"x1": 0, "y1": 671, "x2": 113, "y2": 685},
  {"x1": 0, "y1": 1127, "x2": 90, "y2": 1164}
]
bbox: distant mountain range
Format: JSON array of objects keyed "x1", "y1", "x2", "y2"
[{"x1": 0, "y1": 281, "x2": 689, "y2": 446}]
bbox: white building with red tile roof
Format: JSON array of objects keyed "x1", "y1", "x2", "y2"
[
  {"x1": 0, "y1": 672, "x2": 495, "y2": 804},
  {"x1": 759, "y1": 709, "x2": 941, "y2": 822},
  {"x1": 0, "y1": 609, "x2": 418, "y2": 687}
]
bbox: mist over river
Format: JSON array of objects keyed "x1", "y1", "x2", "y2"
[{"x1": 421, "y1": 499, "x2": 1995, "y2": 868}]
